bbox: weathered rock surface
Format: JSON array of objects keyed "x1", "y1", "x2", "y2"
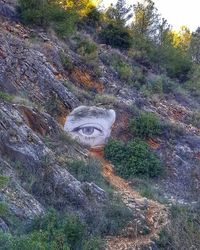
[
  {"x1": 0, "y1": 102, "x2": 107, "y2": 226},
  {"x1": 0, "y1": 17, "x2": 79, "y2": 110}
]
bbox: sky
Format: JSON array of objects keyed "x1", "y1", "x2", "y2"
[{"x1": 101, "y1": 0, "x2": 200, "y2": 31}]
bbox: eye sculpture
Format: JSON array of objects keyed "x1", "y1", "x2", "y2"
[
  {"x1": 64, "y1": 106, "x2": 116, "y2": 148},
  {"x1": 72, "y1": 123, "x2": 103, "y2": 137}
]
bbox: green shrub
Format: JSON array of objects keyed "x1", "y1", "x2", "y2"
[
  {"x1": 85, "y1": 7, "x2": 102, "y2": 28},
  {"x1": 116, "y1": 62, "x2": 133, "y2": 81},
  {"x1": 18, "y1": 0, "x2": 77, "y2": 37},
  {"x1": 134, "y1": 180, "x2": 155, "y2": 199},
  {"x1": 185, "y1": 111, "x2": 200, "y2": 129},
  {"x1": 76, "y1": 39, "x2": 97, "y2": 59},
  {"x1": 45, "y1": 93, "x2": 61, "y2": 118},
  {"x1": 140, "y1": 75, "x2": 177, "y2": 96},
  {"x1": 60, "y1": 52, "x2": 74, "y2": 72},
  {"x1": 184, "y1": 65, "x2": 200, "y2": 97},
  {"x1": 104, "y1": 139, "x2": 162, "y2": 178},
  {"x1": 101, "y1": 198, "x2": 133, "y2": 235},
  {"x1": 66, "y1": 158, "x2": 133, "y2": 236},
  {"x1": 104, "y1": 139, "x2": 126, "y2": 167},
  {"x1": 100, "y1": 52, "x2": 133, "y2": 81},
  {"x1": 0, "y1": 176, "x2": 10, "y2": 188},
  {"x1": 161, "y1": 121, "x2": 184, "y2": 139},
  {"x1": 0, "y1": 92, "x2": 13, "y2": 102},
  {"x1": 157, "y1": 205, "x2": 200, "y2": 250},
  {"x1": 99, "y1": 23, "x2": 132, "y2": 50},
  {"x1": 0, "y1": 209, "x2": 101, "y2": 250},
  {"x1": 86, "y1": 196, "x2": 133, "y2": 237},
  {"x1": 0, "y1": 202, "x2": 9, "y2": 217},
  {"x1": 66, "y1": 158, "x2": 109, "y2": 190},
  {"x1": 130, "y1": 111, "x2": 161, "y2": 138}
]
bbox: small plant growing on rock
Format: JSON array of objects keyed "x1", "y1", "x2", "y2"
[
  {"x1": 60, "y1": 52, "x2": 74, "y2": 72},
  {"x1": 94, "y1": 94, "x2": 117, "y2": 105},
  {"x1": 0, "y1": 92, "x2": 13, "y2": 102}
]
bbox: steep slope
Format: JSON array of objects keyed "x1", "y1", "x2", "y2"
[
  {"x1": 0, "y1": 0, "x2": 200, "y2": 249},
  {"x1": 90, "y1": 148, "x2": 168, "y2": 249}
]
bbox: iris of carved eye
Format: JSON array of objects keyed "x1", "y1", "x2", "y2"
[{"x1": 81, "y1": 127, "x2": 94, "y2": 135}]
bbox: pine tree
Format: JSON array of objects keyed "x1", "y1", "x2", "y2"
[
  {"x1": 189, "y1": 27, "x2": 200, "y2": 63},
  {"x1": 132, "y1": 0, "x2": 160, "y2": 38},
  {"x1": 106, "y1": 0, "x2": 132, "y2": 27}
]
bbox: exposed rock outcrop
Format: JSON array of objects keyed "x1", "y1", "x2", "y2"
[{"x1": 0, "y1": 102, "x2": 107, "y2": 222}]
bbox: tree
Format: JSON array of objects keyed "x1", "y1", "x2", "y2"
[
  {"x1": 99, "y1": 23, "x2": 132, "y2": 50},
  {"x1": 190, "y1": 27, "x2": 200, "y2": 63},
  {"x1": 157, "y1": 18, "x2": 171, "y2": 46},
  {"x1": 132, "y1": 0, "x2": 160, "y2": 39},
  {"x1": 172, "y1": 26, "x2": 191, "y2": 52},
  {"x1": 59, "y1": 0, "x2": 98, "y2": 16},
  {"x1": 105, "y1": 0, "x2": 132, "y2": 27}
]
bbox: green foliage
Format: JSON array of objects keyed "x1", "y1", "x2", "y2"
[
  {"x1": 184, "y1": 65, "x2": 200, "y2": 97},
  {"x1": 94, "y1": 94, "x2": 117, "y2": 105},
  {"x1": 164, "y1": 48, "x2": 191, "y2": 81},
  {"x1": 132, "y1": 0, "x2": 159, "y2": 38},
  {"x1": 60, "y1": 52, "x2": 74, "y2": 72},
  {"x1": 134, "y1": 180, "x2": 155, "y2": 199},
  {"x1": 140, "y1": 75, "x2": 177, "y2": 96},
  {"x1": 100, "y1": 52, "x2": 133, "y2": 81},
  {"x1": 86, "y1": 195, "x2": 133, "y2": 237},
  {"x1": 0, "y1": 202, "x2": 9, "y2": 217},
  {"x1": 18, "y1": 0, "x2": 77, "y2": 37},
  {"x1": 101, "y1": 198, "x2": 133, "y2": 235},
  {"x1": 83, "y1": 237, "x2": 102, "y2": 250},
  {"x1": 157, "y1": 205, "x2": 200, "y2": 250},
  {"x1": 66, "y1": 158, "x2": 133, "y2": 236},
  {"x1": 130, "y1": 0, "x2": 192, "y2": 80},
  {"x1": 185, "y1": 111, "x2": 200, "y2": 129},
  {"x1": 66, "y1": 158, "x2": 108, "y2": 190},
  {"x1": 104, "y1": 139, "x2": 162, "y2": 178},
  {"x1": 85, "y1": 7, "x2": 102, "y2": 28},
  {"x1": 0, "y1": 92, "x2": 13, "y2": 102},
  {"x1": 99, "y1": 23, "x2": 132, "y2": 50},
  {"x1": 0, "y1": 210, "x2": 101, "y2": 250},
  {"x1": 129, "y1": 111, "x2": 161, "y2": 138},
  {"x1": 105, "y1": 0, "x2": 132, "y2": 27},
  {"x1": 189, "y1": 27, "x2": 200, "y2": 64},
  {"x1": 116, "y1": 62, "x2": 133, "y2": 81},
  {"x1": 0, "y1": 176, "x2": 10, "y2": 188},
  {"x1": 45, "y1": 93, "x2": 61, "y2": 118},
  {"x1": 76, "y1": 39, "x2": 97, "y2": 59}
]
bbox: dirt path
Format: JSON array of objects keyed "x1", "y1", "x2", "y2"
[{"x1": 90, "y1": 147, "x2": 169, "y2": 250}]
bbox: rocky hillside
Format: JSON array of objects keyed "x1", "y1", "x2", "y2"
[{"x1": 0, "y1": 0, "x2": 200, "y2": 249}]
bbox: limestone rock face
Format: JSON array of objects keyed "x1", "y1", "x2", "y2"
[
  {"x1": 0, "y1": 16, "x2": 79, "y2": 110},
  {"x1": 0, "y1": 102, "x2": 107, "y2": 223}
]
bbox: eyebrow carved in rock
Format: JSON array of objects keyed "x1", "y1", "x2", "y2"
[{"x1": 70, "y1": 106, "x2": 112, "y2": 121}]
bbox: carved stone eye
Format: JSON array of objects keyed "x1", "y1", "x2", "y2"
[{"x1": 64, "y1": 106, "x2": 116, "y2": 147}]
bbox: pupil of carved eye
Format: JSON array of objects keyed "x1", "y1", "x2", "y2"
[{"x1": 82, "y1": 127, "x2": 94, "y2": 135}]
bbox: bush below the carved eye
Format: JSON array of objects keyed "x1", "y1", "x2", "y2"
[{"x1": 104, "y1": 138, "x2": 163, "y2": 178}]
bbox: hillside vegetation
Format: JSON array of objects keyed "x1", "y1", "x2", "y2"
[{"x1": 0, "y1": 0, "x2": 200, "y2": 249}]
